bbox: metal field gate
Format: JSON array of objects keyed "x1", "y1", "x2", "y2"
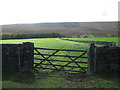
[{"x1": 33, "y1": 47, "x2": 88, "y2": 73}]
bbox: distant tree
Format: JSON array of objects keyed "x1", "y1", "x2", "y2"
[
  {"x1": 77, "y1": 35, "x2": 80, "y2": 38},
  {"x1": 2, "y1": 32, "x2": 64, "y2": 39}
]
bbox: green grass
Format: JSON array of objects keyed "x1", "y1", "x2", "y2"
[
  {"x1": 64, "y1": 37, "x2": 120, "y2": 46},
  {"x1": 1, "y1": 38, "x2": 88, "y2": 49},
  {"x1": 2, "y1": 71, "x2": 119, "y2": 88},
  {"x1": 1, "y1": 37, "x2": 119, "y2": 88}
]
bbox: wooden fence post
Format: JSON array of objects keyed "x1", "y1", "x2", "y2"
[{"x1": 88, "y1": 43, "x2": 96, "y2": 73}]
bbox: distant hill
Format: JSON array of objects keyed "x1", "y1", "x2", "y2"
[{"x1": 1, "y1": 22, "x2": 118, "y2": 37}]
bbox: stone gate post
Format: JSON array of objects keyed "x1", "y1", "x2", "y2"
[
  {"x1": 21, "y1": 42, "x2": 34, "y2": 71},
  {"x1": 88, "y1": 43, "x2": 96, "y2": 73}
]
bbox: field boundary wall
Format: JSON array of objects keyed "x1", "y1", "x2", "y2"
[
  {"x1": 61, "y1": 38, "x2": 116, "y2": 46},
  {"x1": 88, "y1": 43, "x2": 120, "y2": 74},
  {"x1": 2, "y1": 42, "x2": 34, "y2": 72},
  {"x1": 1, "y1": 42, "x2": 119, "y2": 74}
]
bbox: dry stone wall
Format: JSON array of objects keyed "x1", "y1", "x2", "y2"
[
  {"x1": 61, "y1": 39, "x2": 116, "y2": 46},
  {"x1": 2, "y1": 42, "x2": 34, "y2": 72},
  {"x1": 88, "y1": 43, "x2": 120, "y2": 74}
]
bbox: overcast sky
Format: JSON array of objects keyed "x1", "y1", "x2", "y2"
[{"x1": 0, "y1": 0, "x2": 119, "y2": 25}]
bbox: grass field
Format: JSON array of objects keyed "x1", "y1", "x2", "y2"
[
  {"x1": 1, "y1": 37, "x2": 119, "y2": 88},
  {"x1": 1, "y1": 38, "x2": 88, "y2": 49}
]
